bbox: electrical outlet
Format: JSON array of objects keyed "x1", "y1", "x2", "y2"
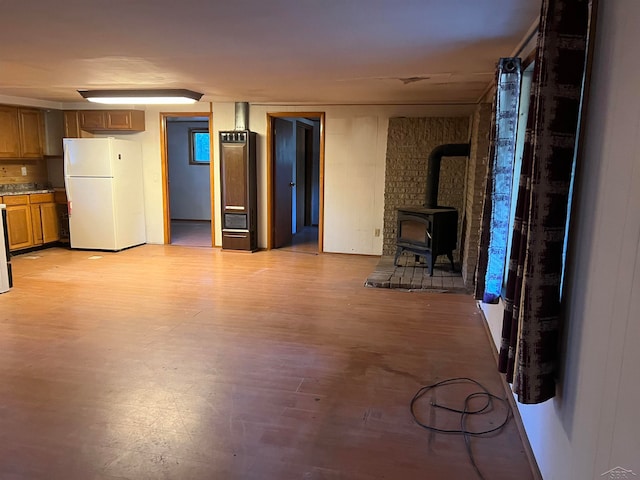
[
  {"x1": 21, "y1": 166, "x2": 27, "y2": 176},
  {"x1": 374, "y1": 228, "x2": 381, "y2": 237}
]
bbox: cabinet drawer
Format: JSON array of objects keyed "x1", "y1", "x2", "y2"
[
  {"x1": 2, "y1": 195, "x2": 29, "y2": 206},
  {"x1": 30, "y1": 192, "x2": 55, "y2": 203}
]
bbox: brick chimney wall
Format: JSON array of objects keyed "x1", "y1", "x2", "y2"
[{"x1": 383, "y1": 117, "x2": 471, "y2": 260}]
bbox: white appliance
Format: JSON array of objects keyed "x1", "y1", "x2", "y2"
[
  {"x1": 64, "y1": 138, "x2": 146, "y2": 251},
  {"x1": 1, "y1": 204, "x2": 11, "y2": 294}
]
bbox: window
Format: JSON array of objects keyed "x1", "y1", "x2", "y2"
[
  {"x1": 189, "y1": 128, "x2": 210, "y2": 165},
  {"x1": 503, "y1": 61, "x2": 535, "y2": 293}
]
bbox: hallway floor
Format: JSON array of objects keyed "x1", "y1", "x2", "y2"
[{"x1": 170, "y1": 220, "x2": 212, "y2": 247}]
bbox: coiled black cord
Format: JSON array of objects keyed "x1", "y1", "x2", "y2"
[{"x1": 410, "y1": 377, "x2": 512, "y2": 480}]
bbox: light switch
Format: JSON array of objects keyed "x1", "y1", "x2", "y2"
[{"x1": 21, "y1": 166, "x2": 27, "y2": 176}]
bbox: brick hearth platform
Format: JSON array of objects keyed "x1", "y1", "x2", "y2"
[{"x1": 365, "y1": 255, "x2": 469, "y2": 293}]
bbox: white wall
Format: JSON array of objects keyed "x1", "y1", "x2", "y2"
[
  {"x1": 2, "y1": 97, "x2": 475, "y2": 255},
  {"x1": 91, "y1": 103, "x2": 213, "y2": 244},
  {"x1": 247, "y1": 104, "x2": 474, "y2": 254},
  {"x1": 166, "y1": 120, "x2": 210, "y2": 220},
  {"x1": 102, "y1": 103, "x2": 474, "y2": 252},
  {"x1": 482, "y1": 2, "x2": 640, "y2": 479}
]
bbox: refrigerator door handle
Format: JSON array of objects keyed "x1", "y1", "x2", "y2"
[{"x1": 64, "y1": 146, "x2": 72, "y2": 217}]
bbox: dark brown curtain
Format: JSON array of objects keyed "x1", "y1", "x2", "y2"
[{"x1": 499, "y1": 0, "x2": 592, "y2": 404}]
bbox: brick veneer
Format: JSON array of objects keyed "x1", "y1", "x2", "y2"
[
  {"x1": 382, "y1": 109, "x2": 492, "y2": 289},
  {"x1": 383, "y1": 117, "x2": 471, "y2": 260},
  {"x1": 461, "y1": 103, "x2": 492, "y2": 287}
]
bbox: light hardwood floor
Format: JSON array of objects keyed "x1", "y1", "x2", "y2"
[{"x1": 0, "y1": 245, "x2": 534, "y2": 480}]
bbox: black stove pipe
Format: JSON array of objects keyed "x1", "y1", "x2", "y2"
[{"x1": 424, "y1": 143, "x2": 471, "y2": 208}]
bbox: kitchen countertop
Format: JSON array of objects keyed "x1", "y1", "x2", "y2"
[
  {"x1": 0, "y1": 183, "x2": 63, "y2": 196},
  {"x1": 0, "y1": 189, "x2": 56, "y2": 196}
]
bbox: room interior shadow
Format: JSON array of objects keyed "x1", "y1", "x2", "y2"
[
  {"x1": 286, "y1": 225, "x2": 319, "y2": 254},
  {"x1": 270, "y1": 114, "x2": 322, "y2": 252},
  {"x1": 170, "y1": 220, "x2": 212, "y2": 247},
  {"x1": 165, "y1": 116, "x2": 212, "y2": 247}
]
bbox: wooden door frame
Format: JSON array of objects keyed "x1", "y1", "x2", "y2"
[
  {"x1": 160, "y1": 110, "x2": 214, "y2": 245},
  {"x1": 266, "y1": 112, "x2": 325, "y2": 252}
]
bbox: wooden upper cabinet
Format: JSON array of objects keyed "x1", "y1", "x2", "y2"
[
  {"x1": 0, "y1": 105, "x2": 44, "y2": 159},
  {"x1": 0, "y1": 106, "x2": 22, "y2": 158},
  {"x1": 107, "y1": 110, "x2": 143, "y2": 129},
  {"x1": 64, "y1": 111, "x2": 81, "y2": 138},
  {"x1": 18, "y1": 108, "x2": 44, "y2": 158},
  {"x1": 74, "y1": 110, "x2": 145, "y2": 132},
  {"x1": 79, "y1": 111, "x2": 107, "y2": 130}
]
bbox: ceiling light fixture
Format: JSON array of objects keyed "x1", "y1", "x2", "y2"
[{"x1": 78, "y1": 89, "x2": 203, "y2": 105}]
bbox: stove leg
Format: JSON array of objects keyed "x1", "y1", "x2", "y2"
[
  {"x1": 428, "y1": 252, "x2": 434, "y2": 276},
  {"x1": 393, "y1": 247, "x2": 403, "y2": 266},
  {"x1": 447, "y1": 251, "x2": 455, "y2": 271}
]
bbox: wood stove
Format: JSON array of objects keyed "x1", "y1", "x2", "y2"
[
  {"x1": 394, "y1": 207, "x2": 457, "y2": 275},
  {"x1": 393, "y1": 142, "x2": 470, "y2": 275}
]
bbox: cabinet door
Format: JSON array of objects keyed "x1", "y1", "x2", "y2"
[
  {"x1": 106, "y1": 110, "x2": 145, "y2": 130},
  {"x1": 31, "y1": 204, "x2": 43, "y2": 245},
  {"x1": 64, "y1": 111, "x2": 81, "y2": 138},
  {"x1": 6, "y1": 204, "x2": 33, "y2": 250},
  {"x1": 40, "y1": 203, "x2": 60, "y2": 243},
  {"x1": 0, "y1": 106, "x2": 21, "y2": 158},
  {"x1": 79, "y1": 111, "x2": 106, "y2": 130},
  {"x1": 106, "y1": 111, "x2": 132, "y2": 129},
  {"x1": 221, "y1": 142, "x2": 248, "y2": 210},
  {"x1": 18, "y1": 108, "x2": 44, "y2": 158}
]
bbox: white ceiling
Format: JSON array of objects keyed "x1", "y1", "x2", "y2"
[{"x1": 0, "y1": 0, "x2": 540, "y2": 106}]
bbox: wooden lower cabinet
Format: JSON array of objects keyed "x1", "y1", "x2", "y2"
[
  {"x1": 31, "y1": 203, "x2": 43, "y2": 245},
  {"x1": 2, "y1": 192, "x2": 60, "y2": 251},
  {"x1": 4, "y1": 200, "x2": 33, "y2": 250},
  {"x1": 39, "y1": 202, "x2": 60, "y2": 244},
  {"x1": 6, "y1": 204, "x2": 33, "y2": 250}
]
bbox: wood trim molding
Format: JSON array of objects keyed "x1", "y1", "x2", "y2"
[
  {"x1": 159, "y1": 111, "x2": 214, "y2": 246},
  {"x1": 266, "y1": 111, "x2": 325, "y2": 253},
  {"x1": 159, "y1": 113, "x2": 170, "y2": 245}
]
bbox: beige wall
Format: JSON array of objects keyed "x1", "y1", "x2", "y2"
[
  {"x1": 85, "y1": 103, "x2": 211, "y2": 244},
  {"x1": 136, "y1": 103, "x2": 475, "y2": 254},
  {"x1": 0, "y1": 98, "x2": 476, "y2": 254},
  {"x1": 246, "y1": 104, "x2": 474, "y2": 254}
]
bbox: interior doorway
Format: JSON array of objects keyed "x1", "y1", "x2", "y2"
[
  {"x1": 160, "y1": 112, "x2": 214, "y2": 246},
  {"x1": 267, "y1": 112, "x2": 324, "y2": 253}
]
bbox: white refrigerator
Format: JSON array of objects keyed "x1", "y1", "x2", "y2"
[{"x1": 64, "y1": 137, "x2": 146, "y2": 251}]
